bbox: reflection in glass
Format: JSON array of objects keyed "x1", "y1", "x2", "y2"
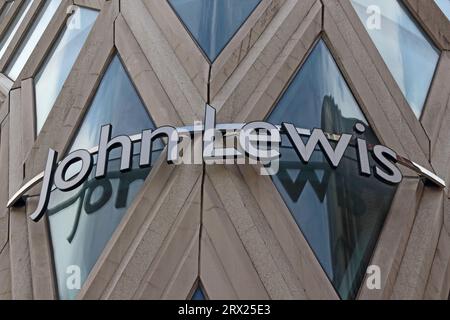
[
  {"x1": 351, "y1": 0, "x2": 439, "y2": 118},
  {"x1": 168, "y1": 0, "x2": 261, "y2": 61},
  {"x1": 192, "y1": 286, "x2": 206, "y2": 300},
  {"x1": 0, "y1": 1, "x2": 14, "y2": 24},
  {"x1": 6, "y1": 0, "x2": 61, "y2": 80},
  {"x1": 48, "y1": 55, "x2": 161, "y2": 300},
  {"x1": 267, "y1": 40, "x2": 397, "y2": 299},
  {"x1": 35, "y1": 7, "x2": 98, "y2": 134},
  {"x1": 0, "y1": 0, "x2": 34, "y2": 59},
  {"x1": 435, "y1": 0, "x2": 450, "y2": 20}
]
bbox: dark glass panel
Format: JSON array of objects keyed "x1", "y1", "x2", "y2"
[
  {"x1": 192, "y1": 287, "x2": 206, "y2": 300},
  {"x1": 267, "y1": 40, "x2": 397, "y2": 299}
]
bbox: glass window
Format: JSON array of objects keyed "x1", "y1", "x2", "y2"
[
  {"x1": 5, "y1": 0, "x2": 61, "y2": 80},
  {"x1": 435, "y1": 0, "x2": 450, "y2": 20},
  {"x1": 192, "y1": 286, "x2": 206, "y2": 300},
  {"x1": 168, "y1": 0, "x2": 261, "y2": 61},
  {"x1": 0, "y1": 1, "x2": 15, "y2": 24},
  {"x1": 34, "y1": 6, "x2": 98, "y2": 134},
  {"x1": 0, "y1": 0, "x2": 34, "y2": 60},
  {"x1": 350, "y1": 0, "x2": 440, "y2": 118},
  {"x1": 48, "y1": 55, "x2": 162, "y2": 300},
  {"x1": 266, "y1": 40, "x2": 397, "y2": 300}
]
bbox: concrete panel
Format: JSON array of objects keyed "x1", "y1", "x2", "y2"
[
  {"x1": 141, "y1": 0, "x2": 209, "y2": 102},
  {"x1": 213, "y1": 0, "x2": 321, "y2": 122},
  {"x1": 122, "y1": 0, "x2": 206, "y2": 124},
  {"x1": 421, "y1": 51, "x2": 450, "y2": 149},
  {"x1": 358, "y1": 178, "x2": 423, "y2": 299},
  {"x1": 0, "y1": 0, "x2": 26, "y2": 40},
  {"x1": 115, "y1": 14, "x2": 183, "y2": 127},
  {"x1": 403, "y1": 0, "x2": 450, "y2": 51},
  {"x1": 0, "y1": 244, "x2": 11, "y2": 300},
  {"x1": 392, "y1": 188, "x2": 444, "y2": 299},
  {"x1": 9, "y1": 206, "x2": 32, "y2": 300},
  {"x1": 239, "y1": 164, "x2": 339, "y2": 299},
  {"x1": 201, "y1": 175, "x2": 270, "y2": 299},
  {"x1": 424, "y1": 220, "x2": 450, "y2": 299},
  {"x1": 78, "y1": 155, "x2": 202, "y2": 299},
  {"x1": 137, "y1": 181, "x2": 201, "y2": 300},
  {"x1": 210, "y1": 0, "x2": 286, "y2": 99}
]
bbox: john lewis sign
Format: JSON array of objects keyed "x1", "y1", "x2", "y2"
[{"x1": 7, "y1": 105, "x2": 446, "y2": 222}]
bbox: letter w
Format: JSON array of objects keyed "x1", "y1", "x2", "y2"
[{"x1": 282, "y1": 123, "x2": 352, "y2": 168}]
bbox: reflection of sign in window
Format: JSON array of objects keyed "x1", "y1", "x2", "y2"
[{"x1": 48, "y1": 157, "x2": 153, "y2": 243}]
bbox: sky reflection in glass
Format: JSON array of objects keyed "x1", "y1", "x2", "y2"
[
  {"x1": 35, "y1": 7, "x2": 98, "y2": 133},
  {"x1": 6, "y1": 0, "x2": 61, "y2": 80},
  {"x1": 0, "y1": 0, "x2": 34, "y2": 60},
  {"x1": 351, "y1": 0, "x2": 440, "y2": 118},
  {"x1": 435, "y1": 0, "x2": 450, "y2": 20}
]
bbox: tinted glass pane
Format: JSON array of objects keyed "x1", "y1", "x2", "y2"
[
  {"x1": 0, "y1": 1, "x2": 14, "y2": 24},
  {"x1": 168, "y1": 0, "x2": 261, "y2": 61},
  {"x1": 48, "y1": 55, "x2": 161, "y2": 300},
  {"x1": 435, "y1": 0, "x2": 450, "y2": 20},
  {"x1": 192, "y1": 287, "x2": 206, "y2": 300},
  {"x1": 0, "y1": 0, "x2": 34, "y2": 59},
  {"x1": 351, "y1": 0, "x2": 439, "y2": 118},
  {"x1": 35, "y1": 7, "x2": 98, "y2": 134},
  {"x1": 266, "y1": 40, "x2": 397, "y2": 299},
  {"x1": 6, "y1": 0, "x2": 61, "y2": 80}
]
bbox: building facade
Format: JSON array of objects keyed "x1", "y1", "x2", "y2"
[{"x1": 0, "y1": 0, "x2": 449, "y2": 300}]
